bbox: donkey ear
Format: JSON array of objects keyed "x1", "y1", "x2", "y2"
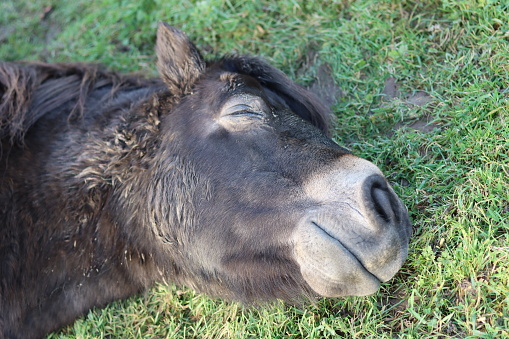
[{"x1": 156, "y1": 22, "x2": 205, "y2": 96}]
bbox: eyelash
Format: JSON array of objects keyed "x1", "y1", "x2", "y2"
[
  {"x1": 226, "y1": 103, "x2": 265, "y2": 119},
  {"x1": 228, "y1": 110, "x2": 264, "y2": 118}
]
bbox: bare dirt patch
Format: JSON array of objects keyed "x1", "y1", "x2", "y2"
[
  {"x1": 296, "y1": 46, "x2": 344, "y2": 109},
  {"x1": 382, "y1": 76, "x2": 440, "y2": 134},
  {"x1": 308, "y1": 63, "x2": 344, "y2": 109}
]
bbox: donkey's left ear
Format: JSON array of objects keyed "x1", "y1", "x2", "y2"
[{"x1": 156, "y1": 22, "x2": 205, "y2": 96}]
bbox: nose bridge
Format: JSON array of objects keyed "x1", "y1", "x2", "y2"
[{"x1": 303, "y1": 154, "x2": 383, "y2": 204}]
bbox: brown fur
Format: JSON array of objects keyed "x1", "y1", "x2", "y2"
[
  {"x1": 0, "y1": 24, "x2": 410, "y2": 339},
  {"x1": 0, "y1": 62, "x2": 164, "y2": 142},
  {"x1": 0, "y1": 28, "x2": 329, "y2": 338}
]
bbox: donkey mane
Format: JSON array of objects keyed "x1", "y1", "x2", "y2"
[
  {"x1": 0, "y1": 62, "x2": 162, "y2": 143},
  {"x1": 0, "y1": 58, "x2": 332, "y2": 144}
]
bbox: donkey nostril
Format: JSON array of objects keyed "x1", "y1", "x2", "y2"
[{"x1": 369, "y1": 178, "x2": 397, "y2": 223}]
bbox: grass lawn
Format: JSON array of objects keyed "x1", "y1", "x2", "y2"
[{"x1": 1, "y1": 0, "x2": 508, "y2": 337}]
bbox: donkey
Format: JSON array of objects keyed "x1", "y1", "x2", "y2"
[{"x1": 0, "y1": 23, "x2": 411, "y2": 338}]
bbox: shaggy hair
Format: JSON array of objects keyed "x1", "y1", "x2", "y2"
[{"x1": 0, "y1": 31, "x2": 332, "y2": 337}]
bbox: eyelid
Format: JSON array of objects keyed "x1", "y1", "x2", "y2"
[
  {"x1": 221, "y1": 95, "x2": 269, "y2": 117},
  {"x1": 230, "y1": 103, "x2": 257, "y2": 112}
]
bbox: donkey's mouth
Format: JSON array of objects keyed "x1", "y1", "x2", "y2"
[
  {"x1": 311, "y1": 221, "x2": 384, "y2": 283},
  {"x1": 293, "y1": 220, "x2": 382, "y2": 297}
]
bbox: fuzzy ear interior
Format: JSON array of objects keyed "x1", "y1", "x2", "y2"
[{"x1": 156, "y1": 22, "x2": 205, "y2": 97}]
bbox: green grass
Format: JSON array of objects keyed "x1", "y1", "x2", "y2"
[{"x1": 2, "y1": 0, "x2": 508, "y2": 337}]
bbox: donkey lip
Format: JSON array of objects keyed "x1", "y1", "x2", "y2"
[
  {"x1": 311, "y1": 221, "x2": 383, "y2": 283},
  {"x1": 293, "y1": 220, "x2": 382, "y2": 297}
]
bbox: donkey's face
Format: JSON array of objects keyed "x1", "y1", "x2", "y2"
[{"x1": 153, "y1": 23, "x2": 411, "y2": 301}]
